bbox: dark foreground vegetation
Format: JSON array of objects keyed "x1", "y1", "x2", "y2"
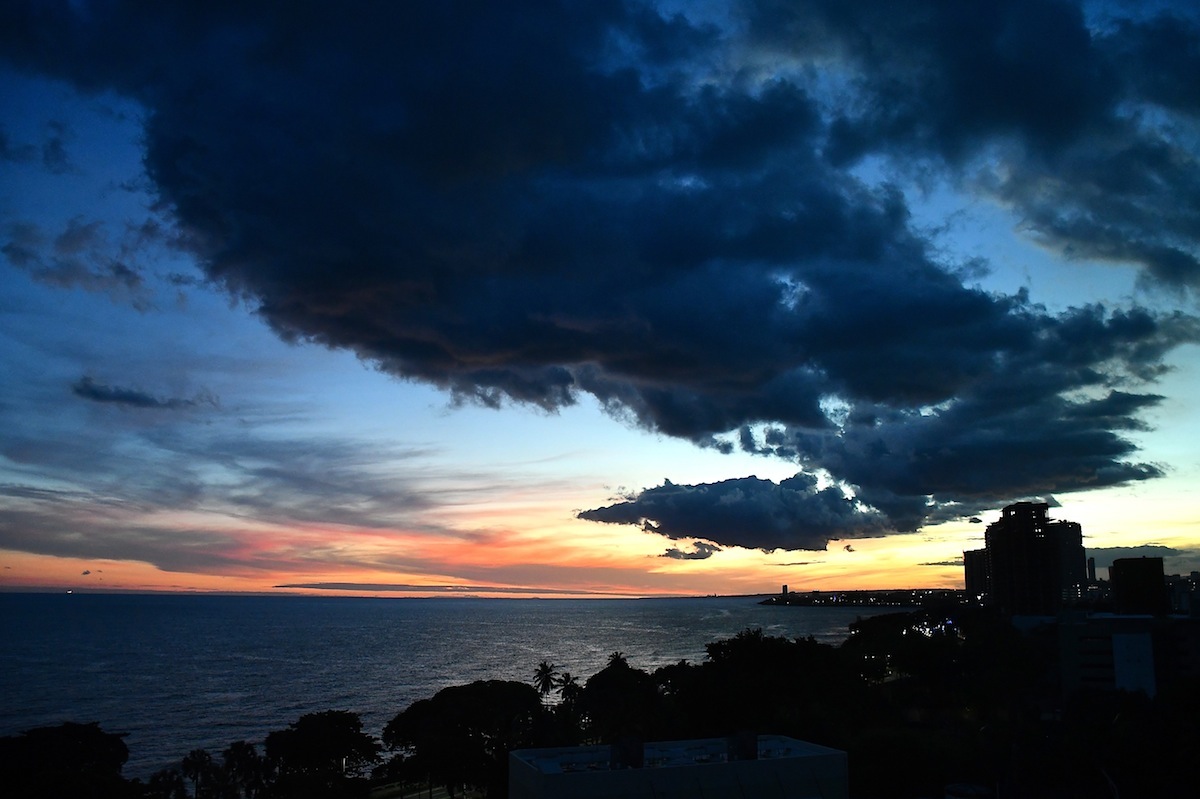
[{"x1": 4, "y1": 604, "x2": 1197, "y2": 798}]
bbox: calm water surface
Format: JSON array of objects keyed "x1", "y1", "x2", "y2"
[{"x1": 1, "y1": 593, "x2": 897, "y2": 778}]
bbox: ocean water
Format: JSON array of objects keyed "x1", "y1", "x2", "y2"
[{"x1": 0, "y1": 593, "x2": 895, "y2": 779}]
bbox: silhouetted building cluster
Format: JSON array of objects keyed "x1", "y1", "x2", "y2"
[
  {"x1": 964, "y1": 502, "x2": 1086, "y2": 616},
  {"x1": 764, "y1": 588, "x2": 962, "y2": 607},
  {"x1": 1058, "y1": 557, "x2": 1200, "y2": 697},
  {"x1": 961, "y1": 506, "x2": 1200, "y2": 700},
  {"x1": 1167, "y1": 570, "x2": 1200, "y2": 615}
]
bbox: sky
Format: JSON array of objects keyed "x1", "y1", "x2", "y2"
[{"x1": 1, "y1": 0, "x2": 1198, "y2": 598}]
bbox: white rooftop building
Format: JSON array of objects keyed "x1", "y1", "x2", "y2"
[{"x1": 509, "y1": 734, "x2": 847, "y2": 799}]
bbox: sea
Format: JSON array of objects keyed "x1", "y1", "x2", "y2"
[{"x1": 0, "y1": 592, "x2": 899, "y2": 780}]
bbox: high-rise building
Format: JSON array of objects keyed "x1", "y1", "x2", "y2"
[
  {"x1": 963, "y1": 548, "x2": 988, "y2": 601},
  {"x1": 1110, "y1": 557, "x2": 1168, "y2": 615},
  {"x1": 968, "y1": 502, "x2": 1086, "y2": 615}
]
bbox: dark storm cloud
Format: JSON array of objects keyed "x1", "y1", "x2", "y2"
[
  {"x1": 581, "y1": 474, "x2": 890, "y2": 551},
  {"x1": 3, "y1": 1, "x2": 1198, "y2": 551},
  {"x1": 71, "y1": 375, "x2": 214, "y2": 410},
  {"x1": 660, "y1": 541, "x2": 722, "y2": 560},
  {"x1": 759, "y1": 0, "x2": 1118, "y2": 159},
  {"x1": 733, "y1": 307, "x2": 1193, "y2": 535},
  {"x1": 1101, "y1": 13, "x2": 1200, "y2": 115},
  {"x1": 741, "y1": 0, "x2": 1200, "y2": 289}
]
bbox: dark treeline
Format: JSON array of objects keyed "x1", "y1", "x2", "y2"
[{"x1": 4, "y1": 604, "x2": 1197, "y2": 798}]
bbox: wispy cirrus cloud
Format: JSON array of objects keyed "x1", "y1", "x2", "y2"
[
  {"x1": 72, "y1": 375, "x2": 216, "y2": 410},
  {"x1": 274, "y1": 582, "x2": 611, "y2": 596}
]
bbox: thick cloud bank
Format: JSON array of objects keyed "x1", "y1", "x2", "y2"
[
  {"x1": 4, "y1": 1, "x2": 1198, "y2": 550},
  {"x1": 581, "y1": 475, "x2": 889, "y2": 551}
]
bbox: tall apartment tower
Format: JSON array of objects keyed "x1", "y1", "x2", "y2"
[
  {"x1": 1110, "y1": 557, "x2": 1168, "y2": 615},
  {"x1": 963, "y1": 548, "x2": 989, "y2": 601},
  {"x1": 975, "y1": 502, "x2": 1086, "y2": 615}
]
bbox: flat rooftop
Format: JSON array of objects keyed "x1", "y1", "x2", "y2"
[{"x1": 512, "y1": 735, "x2": 841, "y2": 775}]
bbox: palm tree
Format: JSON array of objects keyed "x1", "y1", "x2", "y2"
[
  {"x1": 533, "y1": 660, "x2": 559, "y2": 699},
  {"x1": 556, "y1": 672, "x2": 581, "y2": 704},
  {"x1": 180, "y1": 748, "x2": 214, "y2": 799},
  {"x1": 221, "y1": 740, "x2": 264, "y2": 799},
  {"x1": 607, "y1": 651, "x2": 628, "y2": 668},
  {"x1": 147, "y1": 767, "x2": 188, "y2": 799}
]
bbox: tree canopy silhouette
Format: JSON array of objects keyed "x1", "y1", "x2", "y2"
[
  {"x1": 384, "y1": 680, "x2": 546, "y2": 798},
  {"x1": 263, "y1": 710, "x2": 379, "y2": 798},
  {"x1": 578, "y1": 653, "x2": 662, "y2": 743},
  {"x1": 0, "y1": 721, "x2": 138, "y2": 799}
]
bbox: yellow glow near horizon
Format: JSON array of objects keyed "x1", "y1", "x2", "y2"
[{"x1": 3, "y1": 482, "x2": 1196, "y2": 598}]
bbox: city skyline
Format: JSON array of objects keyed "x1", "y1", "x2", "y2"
[{"x1": 2, "y1": 0, "x2": 1199, "y2": 597}]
